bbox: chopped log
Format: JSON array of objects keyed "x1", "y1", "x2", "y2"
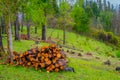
[
  {"x1": 40, "y1": 63, "x2": 45, "y2": 68},
  {"x1": 37, "y1": 53, "x2": 41, "y2": 57},
  {"x1": 33, "y1": 63, "x2": 39, "y2": 70},
  {"x1": 27, "y1": 62, "x2": 31, "y2": 66},
  {"x1": 50, "y1": 64, "x2": 55, "y2": 70},
  {"x1": 60, "y1": 66, "x2": 65, "y2": 70},
  {"x1": 55, "y1": 63, "x2": 59, "y2": 68},
  {"x1": 11, "y1": 44, "x2": 68, "y2": 72},
  {"x1": 48, "y1": 53, "x2": 52, "y2": 58},
  {"x1": 32, "y1": 48, "x2": 36, "y2": 53},
  {"x1": 24, "y1": 51, "x2": 29, "y2": 55},
  {"x1": 45, "y1": 58, "x2": 49, "y2": 62},
  {"x1": 43, "y1": 53, "x2": 49, "y2": 58},
  {"x1": 52, "y1": 58, "x2": 57, "y2": 64},
  {"x1": 54, "y1": 68, "x2": 59, "y2": 72},
  {"x1": 20, "y1": 53, "x2": 23, "y2": 58},
  {"x1": 56, "y1": 53, "x2": 61, "y2": 58},
  {"x1": 46, "y1": 60, "x2": 51, "y2": 65}
]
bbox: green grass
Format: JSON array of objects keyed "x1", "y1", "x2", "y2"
[
  {"x1": 20, "y1": 26, "x2": 117, "y2": 55},
  {"x1": 0, "y1": 58, "x2": 120, "y2": 80},
  {"x1": 0, "y1": 27, "x2": 120, "y2": 80},
  {"x1": 2, "y1": 38, "x2": 48, "y2": 52}
]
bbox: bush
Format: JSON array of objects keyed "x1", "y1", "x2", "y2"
[
  {"x1": 88, "y1": 28, "x2": 100, "y2": 38},
  {"x1": 115, "y1": 51, "x2": 120, "y2": 58},
  {"x1": 97, "y1": 30, "x2": 107, "y2": 42},
  {"x1": 97, "y1": 31, "x2": 120, "y2": 46},
  {"x1": 107, "y1": 32, "x2": 119, "y2": 45},
  {"x1": 89, "y1": 29, "x2": 120, "y2": 47}
]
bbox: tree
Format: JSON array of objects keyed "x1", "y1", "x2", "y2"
[
  {"x1": 107, "y1": 1, "x2": 110, "y2": 11},
  {"x1": 1, "y1": 16, "x2": 6, "y2": 34},
  {"x1": 72, "y1": 0, "x2": 89, "y2": 33},
  {"x1": 23, "y1": 0, "x2": 36, "y2": 39},
  {"x1": 14, "y1": 12, "x2": 20, "y2": 41},
  {"x1": 52, "y1": 0, "x2": 59, "y2": 17},
  {"x1": 41, "y1": 0, "x2": 53, "y2": 41},
  {"x1": 91, "y1": 2, "x2": 100, "y2": 19},
  {"x1": 0, "y1": 17, "x2": 4, "y2": 56},
  {"x1": 111, "y1": 5, "x2": 120, "y2": 36},
  {"x1": 104, "y1": 0, "x2": 107, "y2": 11},
  {"x1": 0, "y1": 0, "x2": 13, "y2": 62},
  {"x1": 0, "y1": 0, "x2": 22, "y2": 62},
  {"x1": 85, "y1": 6, "x2": 94, "y2": 18},
  {"x1": 58, "y1": 1, "x2": 74, "y2": 44},
  {"x1": 13, "y1": 0, "x2": 23, "y2": 41},
  {"x1": 26, "y1": 0, "x2": 53, "y2": 40},
  {"x1": 100, "y1": 11, "x2": 113, "y2": 31},
  {"x1": 98, "y1": 0, "x2": 102, "y2": 11}
]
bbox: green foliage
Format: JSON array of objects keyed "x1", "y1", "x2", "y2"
[
  {"x1": 52, "y1": 0, "x2": 59, "y2": 16},
  {"x1": 90, "y1": 29, "x2": 120, "y2": 46},
  {"x1": 100, "y1": 11, "x2": 113, "y2": 31},
  {"x1": 85, "y1": 6, "x2": 94, "y2": 18},
  {"x1": 73, "y1": 13, "x2": 90, "y2": 32},
  {"x1": 59, "y1": 1, "x2": 71, "y2": 16},
  {"x1": 57, "y1": 1, "x2": 74, "y2": 29},
  {"x1": 115, "y1": 50, "x2": 120, "y2": 58},
  {"x1": 107, "y1": 32, "x2": 119, "y2": 45},
  {"x1": 91, "y1": 2, "x2": 100, "y2": 18},
  {"x1": 72, "y1": 1, "x2": 90, "y2": 33}
]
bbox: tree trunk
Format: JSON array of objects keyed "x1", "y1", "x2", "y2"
[
  {"x1": 42, "y1": 23, "x2": 46, "y2": 40},
  {"x1": 14, "y1": 13, "x2": 20, "y2": 41},
  {"x1": 1, "y1": 17, "x2": 6, "y2": 34},
  {"x1": 63, "y1": 26, "x2": 66, "y2": 44},
  {"x1": 0, "y1": 18, "x2": 5, "y2": 56},
  {"x1": 27, "y1": 21, "x2": 30, "y2": 39},
  {"x1": 5, "y1": 14, "x2": 13, "y2": 62},
  {"x1": 35, "y1": 26, "x2": 37, "y2": 34},
  {"x1": 21, "y1": 14, "x2": 24, "y2": 32},
  {"x1": 99, "y1": 0, "x2": 102, "y2": 11},
  {"x1": 104, "y1": 0, "x2": 107, "y2": 11}
]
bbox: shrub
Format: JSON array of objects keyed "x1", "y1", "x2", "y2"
[
  {"x1": 89, "y1": 28, "x2": 100, "y2": 38},
  {"x1": 97, "y1": 31, "x2": 120, "y2": 46},
  {"x1": 115, "y1": 50, "x2": 120, "y2": 58},
  {"x1": 107, "y1": 32, "x2": 119, "y2": 45},
  {"x1": 89, "y1": 28, "x2": 120, "y2": 47},
  {"x1": 98, "y1": 30, "x2": 107, "y2": 42}
]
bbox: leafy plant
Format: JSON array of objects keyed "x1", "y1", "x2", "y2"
[{"x1": 115, "y1": 50, "x2": 120, "y2": 58}]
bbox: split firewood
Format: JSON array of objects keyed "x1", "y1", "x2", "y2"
[{"x1": 11, "y1": 44, "x2": 68, "y2": 72}]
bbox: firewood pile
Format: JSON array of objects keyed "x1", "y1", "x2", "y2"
[{"x1": 12, "y1": 44, "x2": 68, "y2": 72}]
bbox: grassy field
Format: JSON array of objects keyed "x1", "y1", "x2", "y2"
[
  {"x1": 0, "y1": 58, "x2": 120, "y2": 80},
  {"x1": 0, "y1": 27, "x2": 120, "y2": 80}
]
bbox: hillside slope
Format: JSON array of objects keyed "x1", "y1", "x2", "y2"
[{"x1": 0, "y1": 28, "x2": 120, "y2": 80}]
